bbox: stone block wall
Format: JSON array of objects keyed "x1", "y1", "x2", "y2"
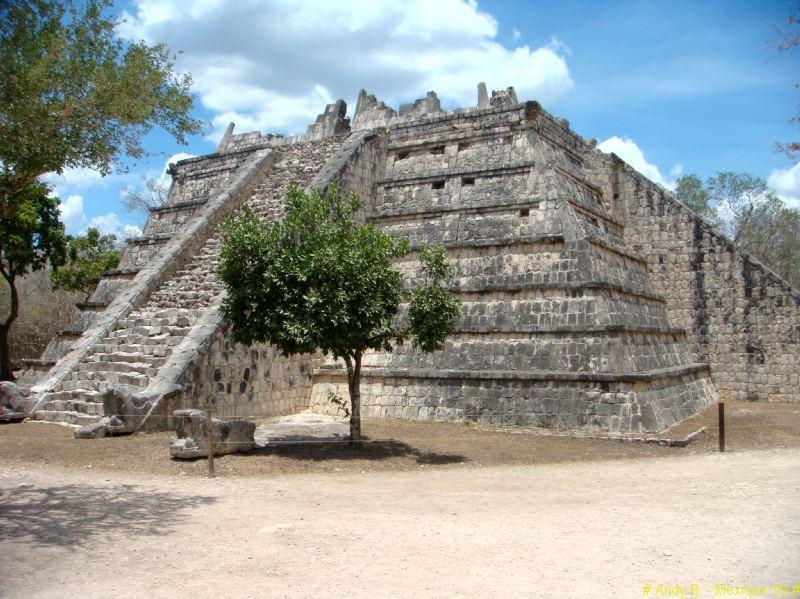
[
  {"x1": 180, "y1": 324, "x2": 324, "y2": 419},
  {"x1": 311, "y1": 367, "x2": 716, "y2": 433},
  {"x1": 310, "y1": 95, "x2": 717, "y2": 433},
  {"x1": 169, "y1": 129, "x2": 387, "y2": 421},
  {"x1": 590, "y1": 155, "x2": 800, "y2": 402}
]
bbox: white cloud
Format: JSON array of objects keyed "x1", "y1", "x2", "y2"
[
  {"x1": 119, "y1": 0, "x2": 574, "y2": 138},
  {"x1": 670, "y1": 164, "x2": 684, "y2": 178},
  {"x1": 56, "y1": 195, "x2": 142, "y2": 239},
  {"x1": 597, "y1": 136, "x2": 676, "y2": 190},
  {"x1": 121, "y1": 224, "x2": 145, "y2": 239},
  {"x1": 768, "y1": 162, "x2": 800, "y2": 208},
  {"x1": 512, "y1": 28, "x2": 521, "y2": 40},
  {"x1": 87, "y1": 212, "x2": 141, "y2": 239},
  {"x1": 58, "y1": 194, "x2": 87, "y2": 232},
  {"x1": 42, "y1": 167, "x2": 105, "y2": 191}
]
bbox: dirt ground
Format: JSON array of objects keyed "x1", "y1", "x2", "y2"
[
  {"x1": 0, "y1": 401, "x2": 798, "y2": 478},
  {"x1": 2, "y1": 448, "x2": 798, "y2": 598},
  {"x1": 1, "y1": 402, "x2": 798, "y2": 598}
]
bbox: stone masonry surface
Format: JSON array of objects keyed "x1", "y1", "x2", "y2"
[{"x1": 20, "y1": 84, "x2": 799, "y2": 434}]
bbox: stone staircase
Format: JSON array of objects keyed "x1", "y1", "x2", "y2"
[
  {"x1": 34, "y1": 308, "x2": 199, "y2": 425},
  {"x1": 30, "y1": 134, "x2": 347, "y2": 427}
]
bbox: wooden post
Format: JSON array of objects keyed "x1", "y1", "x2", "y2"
[
  {"x1": 718, "y1": 401, "x2": 725, "y2": 453},
  {"x1": 205, "y1": 408, "x2": 216, "y2": 478}
]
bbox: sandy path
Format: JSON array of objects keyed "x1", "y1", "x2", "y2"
[{"x1": 2, "y1": 449, "x2": 799, "y2": 599}]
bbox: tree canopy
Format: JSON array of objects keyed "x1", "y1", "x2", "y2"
[
  {"x1": 0, "y1": 181, "x2": 67, "y2": 379},
  {"x1": 674, "y1": 174, "x2": 718, "y2": 224},
  {"x1": 219, "y1": 184, "x2": 461, "y2": 442},
  {"x1": 674, "y1": 171, "x2": 800, "y2": 289},
  {"x1": 0, "y1": 0, "x2": 202, "y2": 380},
  {"x1": 0, "y1": 0, "x2": 203, "y2": 197},
  {"x1": 51, "y1": 227, "x2": 120, "y2": 301}
]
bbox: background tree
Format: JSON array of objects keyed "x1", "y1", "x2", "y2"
[
  {"x1": 706, "y1": 172, "x2": 775, "y2": 244},
  {"x1": 219, "y1": 185, "x2": 461, "y2": 443},
  {"x1": 673, "y1": 171, "x2": 800, "y2": 288},
  {"x1": 0, "y1": 0, "x2": 202, "y2": 198},
  {"x1": 0, "y1": 268, "x2": 80, "y2": 361},
  {"x1": 0, "y1": 0, "x2": 201, "y2": 380},
  {"x1": 674, "y1": 174, "x2": 719, "y2": 224},
  {"x1": 121, "y1": 175, "x2": 170, "y2": 221},
  {"x1": 51, "y1": 227, "x2": 120, "y2": 301},
  {"x1": 773, "y1": 5, "x2": 799, "y2": 158},
  {"x1": 0, "y1": 181, "x2": 67, "y2": 380}
]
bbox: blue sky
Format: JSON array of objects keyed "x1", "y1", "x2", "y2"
[{"x1": 48, "y1": 0, "x2": 800, "y2": 236}]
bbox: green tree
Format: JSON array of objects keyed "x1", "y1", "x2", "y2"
[
  {"x1": 0, "y1": 0, "x2": 202, "y2": 197},
  {"x1": 674, "y1": 174, "x2": 719, "y2": 223},
  {"x1": 733, "y1": 195, "x2": 800, "y2": 288},
  {"x1": 691, "y1": 171, "x2": 800, "y2": 288},
  {"x1": 0, "y1": 181, "x2": 67, "y2": 380},
  {"x1": 0, "y1": 0, "x2": 202, "y2": 380},
  {"x1": 51, "y1": 227, "x2": 120, "y2": 301},
  {"x1": 706, "y1": 172, "x2": 775, "y2": 244},
  {"x1": 219, "y1": 185, "x2": 461, "y2": 443}
]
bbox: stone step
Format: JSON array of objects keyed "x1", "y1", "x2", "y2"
[
  {"x1": 31, "y1": 410, "x2": 100, "y2": 426},
  {"x1": 43, "y1": 388, "x2": 102, "y2": 401},
  {"x1": 116, "y1": 315, "x2": 195, "y2": 328},
  {"x1": 128, "y1": 308, "x2": 201, "y2": 319},
  {"x1": 89, "y1": 352, "x2": 167, "y2": 367},
  {"x1": 92, "y1": 342, "x2": 171, "y2": 356},
  {"x1": 107, "y1": 325, "x2": 192, "y2": 338},
  {"x1": 98, "y1": 334, "x2": 185, "y2": 347},
  {"x1": 38, "y1": 398, "x2": 104, "y2": 416},
  {"x1": 54, "y1": 379, "x2": 143, "y2": 395},
  {"x1": 75, "y1": 362, "x2": 156, "y2": 381}
]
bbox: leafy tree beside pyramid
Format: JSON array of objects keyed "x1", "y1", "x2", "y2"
[
  {"x1": 0, "y1": 0, "x2": 202, "y2": 380},
  {"x1": 219, "y1": 184, "x2": 461, "y2": 443}
]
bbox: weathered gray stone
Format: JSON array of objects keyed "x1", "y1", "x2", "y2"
[
  {"x1": 72, "y1": 387, "x2": 151, "y2": 438},
  {"x1": 306, "y1": 100, "x2": 350, "y2": 140},
  {"x1": 19, "y1": 81, "x2": 800, "y2": 439},
  {"x1": 0, "y1": 382, "x2": 34, "y2": 421},
  {"x1": 477, "y1": 82, "x2": 489, "y2": 109},
  {"x1": 74, "y1": 415, "x2": 125, "y2": 439},
  {"x1": 169, "y1": 409, "x2": 255, "y2": 458},
  {"x1": 490, "y1": 86, "x2": 518, "y2": 108},
  {"x1": 399, "y1": 91, "x2": 442, "y2": 117},
  {"x1": 353, "y1": 89, "x2": 398, "y2": 130}
]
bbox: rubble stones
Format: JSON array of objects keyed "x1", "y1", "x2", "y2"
[
  {"x1": 169, "y1": 409, "x2": 256, "y2": 458},
  {"x1": 490, "y1": 86, "x2": 518, "y2": 109},
  {"x1": 0, "y1": 381, "x2": 34, "y2": 422}
]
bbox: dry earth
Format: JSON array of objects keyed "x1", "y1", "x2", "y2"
[{"x1": 1, "y1": 401, "x2": 799, "y2": 598}]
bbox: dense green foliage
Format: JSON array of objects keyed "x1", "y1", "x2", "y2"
[
  {"x1": 674, "y1": 174, "x2": 718, "y2": 224},
  {"x1": 0, "y1": 0, "x2": 202, "y2": 197},
  {"x1": 0, "y1": 0, "x2": 201, "y2": 380},
  {"x1": 51, "y1": 228, "x2": 120, "y2": 300},
  {"x1": 0, "y1": 181, "x2": 67, "y2": 379},
  {"x1": 408, "y1": 245, "x2": 460, "y2": 353},
  {"x1": 219, "y1": 184, "x2": 460, "y2": 441}
]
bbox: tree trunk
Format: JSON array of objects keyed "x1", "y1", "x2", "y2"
[
  {"x1": 0, "y1": 270, "x2": 18, "y2": 382},
  {"x1": 344, "y1": 351, "x2": 362, "y2": 445}
]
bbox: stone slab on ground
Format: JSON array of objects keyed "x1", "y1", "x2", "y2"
[
  {"x1": 170, "y1": 409, "x2": 256, "y2": 458},
  {"x1": 254, "y1": 410, "x2": 349, "y2": 446}
]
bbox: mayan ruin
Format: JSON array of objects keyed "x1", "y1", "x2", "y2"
[{"x1": 11, "y1": 84, "x2": 799, "y2": 435}]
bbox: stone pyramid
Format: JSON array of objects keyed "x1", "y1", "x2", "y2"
[{"x1": 17, "y1": 84, "x2": 799, "y2": 434}]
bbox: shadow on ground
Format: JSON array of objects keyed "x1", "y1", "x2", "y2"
[
  {"x1": 248, "y1": 436, "x2": 466, "y2": 465},
  {"x1": 0, "y1": 482, "x2": 216, "y2": 547}
]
